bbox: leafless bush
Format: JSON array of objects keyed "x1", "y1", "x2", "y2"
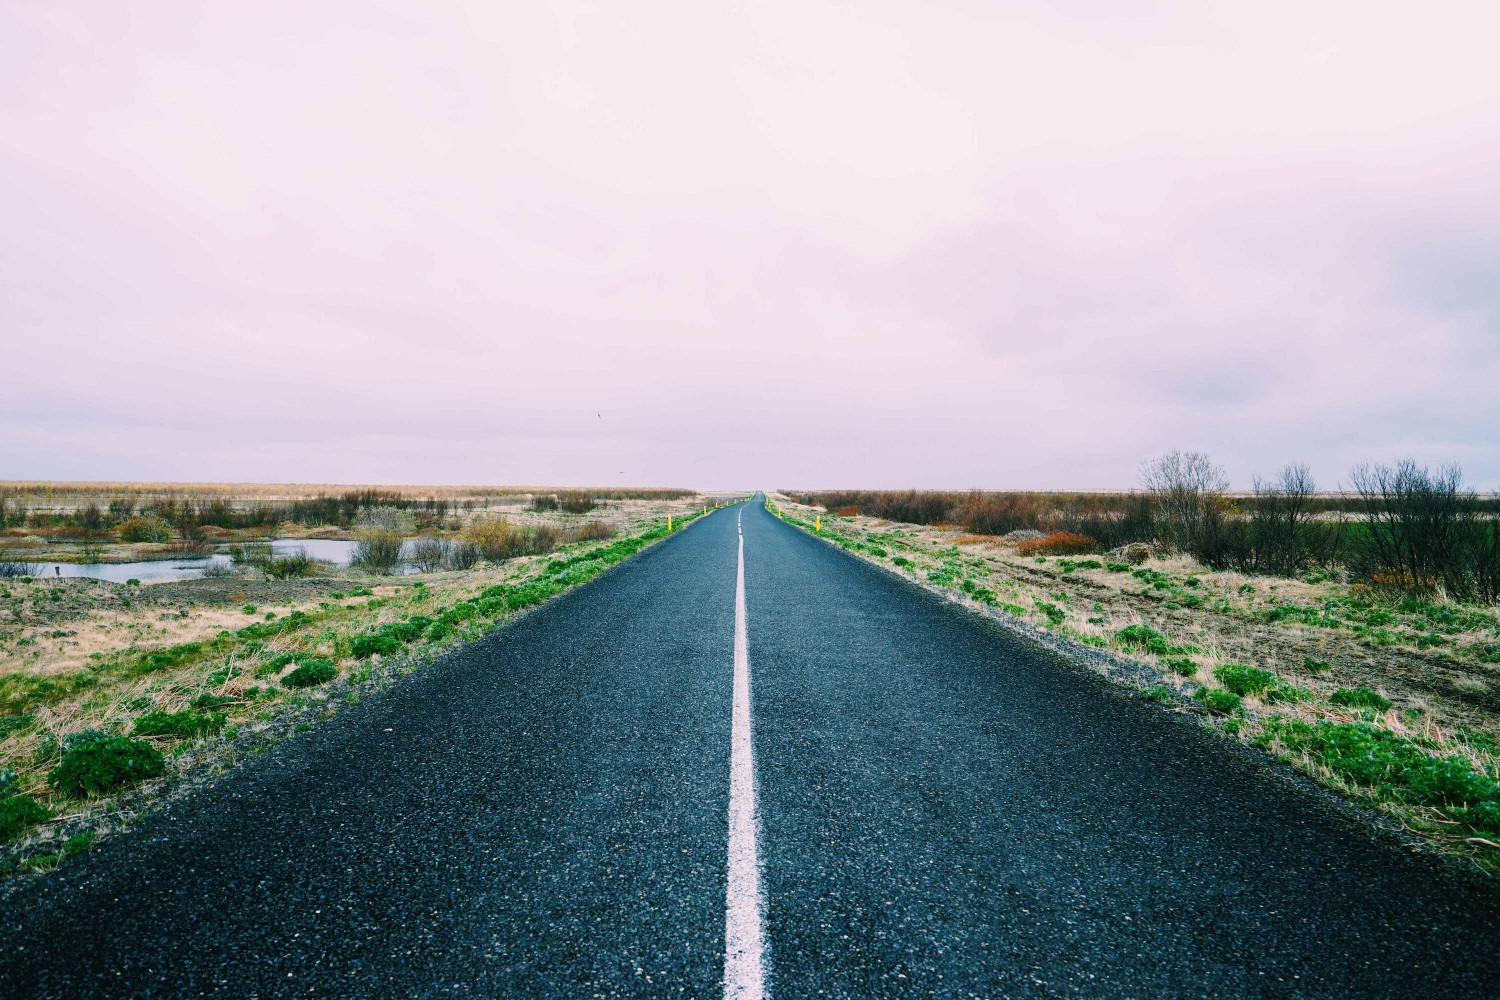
[
  {"x1": 445, "y1": 541, "x2": 481, "y2": 570},
  {"x1": 201, "y1": 561, "x2": 237, "y2": 578},
  {"x1": 351, "y1": 506, "x2": 412, "y2": 574},
  {"x1": 170, "y1": 538, "x2": 214, "y2": 557},
  {"x1": 229, "y1": 542, "x2": 273, "y2": 567},
  {"x1": 260, "y1": 549, "x2": 315, "y2": 579},
  {"x1": 0, "y1": 560, "x2": 40, "y2": 578},
  {"x1": 954, "y1": 491, "x2": 1043, "y2": 536},
  {"x1": 1139, "y1": 450, "x2": 1229, "y2": 554},
  {"x1": 531, "y1": 492, "x2": 597, "y2": 514},
  {"x1": 78, "y1": 531, "x2": 108, "y2": 564},
  {"x1": 352, "y1": 532, "x2": 404, "y2": 574},
  {"x1": 571, "y1": 520, "x2": 615, "y2": 542},
  {"x1": 1350, "y1": 460, "x2": 1498, "y2": 602},
  {"x1": 408, "y1": 538, "x2": 449, "y2": 573},
  {"x1": 355, "y1": 506, "x2": 416, "y2": 533},
  {"x1": 1195, "y1": 464, "x2": 1342, "y2": 575},
  {"x1": 465, "y1": 517, "x2": 561, "y2": 561}
]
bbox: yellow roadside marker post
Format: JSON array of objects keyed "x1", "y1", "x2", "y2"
[
  {"x1": 815, "y1": 515, "x2": 821, "y2": 533},
  {"x1": 668, "y1": 515, "x2": 673, "y2": 532}
]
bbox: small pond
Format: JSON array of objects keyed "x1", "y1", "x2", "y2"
[{"x1": 26, "y1": 538, "x2": 415, "y2": 584}]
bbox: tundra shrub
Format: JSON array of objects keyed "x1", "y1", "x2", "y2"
[
  {"x1": 465, "y1": 517, "x2": 560, "y2": 561},
  {"x1": 1116, "y1": 624, "x2": 1172, "y2": 656},
  {"x1": 572, "y1": 520, "x2": 615, "y2": 542},
  {"x1": 132, "y1": 710, "x2": 226, "y2": 740},
  {"x1": 1035, "y1": 602, "x2": 1066, "y2": 625},
  {"x1": 1016, "y1": 531, "x2": 1100, "y2": 556},
  {"x1": 1213, "y1": 663, "x2": 1278, "y2": 696},
  {"x1": 262, "y1": 551, "x2": 314, "y2": 580},
  {"x1": 283, "y1": 659, "x2": 337, "y2": 688},
  {"x1": 1194, "y1": 688, "x2": 1242, "y2": 715},
  {"x1": 408, "y1": 538, "x2": 449, "y2": 573},
  {"x1": 1330, "y1": 687, "x2": 1393, "y2": 712},
  {"x1": 444, "y1": 541, "x2": 480, "y2": 570},
  {"x1": 51, "y1": 736, "x2": 166, "y2": 798},
  {"x1": 1138, "y1": 685, "x2": 1175, "y2": 705},
  {"x1": 1162, "y1": 657, "x2": 1198, "y2": 677},
  {"x1": 352, "y1": 531, "x2": 404, "y2": 574},
  {"x1": 351, "y1": 632, "x2": 401, "y2": 659},
  {"x1": 117, "y1": 514, "x2": 173, "y2": 543},
  {"x1": 0, "y1": 795, "x2": 52, "y2": 841}
]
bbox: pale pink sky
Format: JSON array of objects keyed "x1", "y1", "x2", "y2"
[{"x1": 3, "y1": 2, "x2": 1497, "y2": 490}]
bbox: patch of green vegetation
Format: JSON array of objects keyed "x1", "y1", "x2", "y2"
[
  {"x1": 1456, "y1": 727, "x2": 1500, "y2": 755},
  {"x1": 1302, "y1": 657, "x2": 1331, "y2": 674},
  {"x1": 1138, "y1": 685, "x2": 1175, "y2": 705},
  {"x1": 1213, "y1": 663, "x2": 1278, "y2": 696},
  {"x1": 50, "y1": 736, "x2": 166, "y2": 798},
  {"x1": 1161, "y1": 657, "x2": 1198, "y2": 677},
  {"x1": 1330, "y1": 687, "x2": 1393, "y2": 712},
  {"x1": 892, "y1": 556, "x2": 911, "y2": 568},
  {"x1": 1035, "y1": 602, "x2": 1066, "y2": 626},
  {"x1": 0, "y1": 795, "x2": 52, "y2": 840},
  {"x1": 282, "y1": 659, "x2": 337, "y2": 688},
  {"x1": 242, "y1": 605, "x2": 257, "y2": 614},
  {"x1": 1132, "y1": 567, "x2": 1172, "y2": 589},
  {"x1": 236, "y1": 610, "x2": 313, "y2": 641},
  {"x1": 350, "y1": 631, "x2": 401, "y2": 659},
  {"x1": 136, "y1": 640, "x2": 219, "y2": 675},
  {"x1": 1105, "y1": 562, "x2": 1131, "y2": 573},
  {"x1": 1194, "y1": 688, "x2": 1242, "y2": 715},
  {"x1": 62, "y1": 831, "x2": 95, "y2": 856},
  {"x1": 1261, "y1": 719, "x2": 1500, "y2": 825},
  {"x1": 0, "y1": 714, "x2": 33, "y2": 737},
  {"x1": 1115, "y1": 624, "x2": 1172, "y2": 656},
  {"x1": 132, "y1": 710, "x2": 226, "y2": 740}
]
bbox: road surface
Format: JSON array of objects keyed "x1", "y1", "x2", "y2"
[{"x1": 4, "y1": 496, "x2": 1499, "y2": 997}]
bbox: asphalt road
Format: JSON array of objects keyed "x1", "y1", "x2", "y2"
[{"x1": 4, "y1": 496, "x2": 1500, "y2": 997}]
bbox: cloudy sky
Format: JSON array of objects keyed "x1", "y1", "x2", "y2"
[{"x1": 3, "y1": 1, "x2": 1496, "y2": 490}]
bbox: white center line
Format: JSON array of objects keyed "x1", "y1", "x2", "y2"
[{"x1": 725, "y1": 510, "x2": 767, "y2": 999}]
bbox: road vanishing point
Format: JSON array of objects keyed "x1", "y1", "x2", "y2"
[{"x1": 5, "y1": 496, "x2": 1500, "y2": 997}]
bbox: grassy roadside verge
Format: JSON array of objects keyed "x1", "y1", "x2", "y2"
[
  {"x1": 766, "y1": 495, "x2": 1500, "y2": 875},
  {"x1": 0, "y1": 504, "x2": 729, "y2": 879}
]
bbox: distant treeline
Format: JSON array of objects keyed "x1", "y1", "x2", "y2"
[
  {"x1": 789, "y1": 454, "x2": 1500, "y2": 604},
  {"x1": 0, "y1": 490, "x2": 454, "y2": 534},
  {"x1": 0, "y1": 485, "x2": 696, "y2": 536}
]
